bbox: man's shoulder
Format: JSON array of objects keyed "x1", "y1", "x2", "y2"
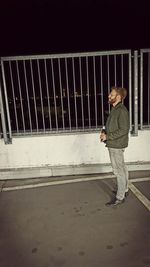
[
  {"x1": 117, "y1": 103, "x2": 128, "y2": 112},
  {"x1": 122, "y1": 104, "x2": 128, "y2": 113}
]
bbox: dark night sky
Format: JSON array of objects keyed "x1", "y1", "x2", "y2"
[{"x1": 0, "y1": 0, "x2": 150, "y2": 56}]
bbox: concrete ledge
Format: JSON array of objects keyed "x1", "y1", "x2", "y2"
[{"x1": 0, "y1": 161, "x2": 150, "y2": 180}]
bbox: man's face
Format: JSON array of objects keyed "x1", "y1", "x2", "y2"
[{"x1": 108, "y1": 89, "x2": 118, "y2": 105}]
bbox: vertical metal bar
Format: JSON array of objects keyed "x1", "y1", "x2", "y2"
[
  {"x1": 107, "y1": 55, "x2": 110, "y2": 114},
  {"x1": 0, "y1": 78, "x2": 8, "y2": 143},
  {"x1": 79, "y1": 57, "x2": 84, "y2": 129},
  {"x1": 140, "y1": 51, "x2": 143, "y2": 129},
  {"x1": 16, "y1": 61, "x2": 26, "y2": 132},
  {"x1": 121, "y1": 54, "x2": 124, "y2": 87},
  {"x1": 51, "y1": 59, "x2": 58, "y2": 130},
  {"x1": 1, "y1": 61, "x2": 12, "y2": 141},
  {"x1": 44, "y1": 59, "x2": 52, "y2": 130},
  {"x1": 133, "y1": 50, "x2": 138, "y2": 135},
  {"x1": 114, "y1": 55, "x2": 117, "y2": 86},
  {"x1": 37, "y1": 59, "x2": 45, "y2": 131},
  {"x1": 93, "y1": 56, "x2": 97, "y2": 128},
  {"x1": 23, "y1": 60, "x2": 32, "y2": 132},
  {"x1": 72, "y1": 58, "x2": 78, "y2": 128},
  {"x1": 65, "y1": 58, "x2": 71, "y2": 130},
  {"x1": 148, "y1": 53, "x2": 150, "y2": 127},
  {"x1": 86, "y1": 57, "x2": 91, "y2": 128},
  {"x1": 58, "y1": 58, "x2": 65, "y2": 130},
  {"x1": 121, "y1": 55, "x2": 125, "y2": 106},
  {"x1": 129, "y1": 51, "x2": 132, "y2": 132},
  {"x1": 100, "y1": 56, "x2": 104, "y2": 126},
  {"x1": 30, "y1": 60, "x2": 39, "y2": 132},
  {"x1": 9, "y1": 61, "x2": 19, "y2": 133}
]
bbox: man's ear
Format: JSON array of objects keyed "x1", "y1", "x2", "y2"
[{"x1": 117, "y1": 94, "x2": 121, "y2": 101}]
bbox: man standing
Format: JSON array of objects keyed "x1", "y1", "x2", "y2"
[{"x1": 100, "y1": 86, "x2": 129, "y2": 206}]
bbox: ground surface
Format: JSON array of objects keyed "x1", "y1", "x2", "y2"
[{"x1": 0, "y1": 171, "x2": 150, "y2": 267}]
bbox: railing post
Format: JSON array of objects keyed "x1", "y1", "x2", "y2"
[
  {"x1": 140, "y1": 50, "x2": 143, "y2": 129},
  {"x1": 133, "y1": 50, "x2": 138, "y2": 135},
  {"x1": 0, "y1": 61, "x2": 12, "y2": 144},
  {"x1": 0, "y1": 78, "x2": 9, "y2": 143},
  {"x1": 129, "y1": 51, "x2": 132, "y2": 132}
]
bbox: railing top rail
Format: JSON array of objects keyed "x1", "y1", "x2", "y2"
[
  {"x1": 1, "y1": 49, "x2": 131, "y2": 61},
  {"x1": 140, "y1": 48, "x2": 150, "y2": 53}
]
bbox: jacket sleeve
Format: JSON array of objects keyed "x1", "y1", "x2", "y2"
[{"x1": 107, "y1": 109, "x2": 129, "y2": 141}]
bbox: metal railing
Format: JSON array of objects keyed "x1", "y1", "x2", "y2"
[
  {"x1": 0, "y1": 50, "x2": 133, "y2": 143},
  {"x1": 140, "y1": 49, "x2": 150, "y2": 129},
  {"x1": 2, "y1": 49, "x2": 150, "y2": 143}
]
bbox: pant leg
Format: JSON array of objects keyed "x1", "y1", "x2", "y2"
[
  {"x1": 124, "y1": 164, "x2": 129, "y2": 192},
  {"x1": 108, "y1": 147, "x2": 128, "y2": 200}
]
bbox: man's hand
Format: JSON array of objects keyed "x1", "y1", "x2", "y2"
[{"x1": 100, "y1": 131, "x2": 107, "y2": 142}]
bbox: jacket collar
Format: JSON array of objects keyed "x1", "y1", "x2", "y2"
[{"x1": 113, "y1": 102, "x2": 122, "y2": 109}]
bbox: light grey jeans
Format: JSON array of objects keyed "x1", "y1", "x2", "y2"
[{"x1": 108, "y1": 147, "x2": 128, "y2": 200}]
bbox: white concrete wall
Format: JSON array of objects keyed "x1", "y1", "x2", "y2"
[{"x1": 0, "y1": 130, "x2": 150, "y2": 170}]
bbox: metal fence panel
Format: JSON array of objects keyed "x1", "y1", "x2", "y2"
[
  {"x1": 0, "y1": 50, "x2": 132, "y2": 140},
  {"x1": 140, "y1": 49, "x2": 150, "y2": 129}
]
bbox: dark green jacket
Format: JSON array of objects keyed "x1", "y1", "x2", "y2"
[{"x1": 105, "y1": 102, "x2": 129, "y2": 148}]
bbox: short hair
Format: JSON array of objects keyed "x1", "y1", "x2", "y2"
[{"x1": 111, "y1": 86, "x2": 127, "y2": 100}]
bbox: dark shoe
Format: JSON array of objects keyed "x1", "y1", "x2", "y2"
[
  {"x1": 112, "y1": 190, "x2": 129, "y2": 198},
  {"x1": 105, "y1": 198, "x2": 125, "y2": 206},
  {"x1": 112, "y1": 190, "x2": 117, "y2": 194},
  {"x1": 125, "y1": 191, "x2": 129, "y2": 197}
]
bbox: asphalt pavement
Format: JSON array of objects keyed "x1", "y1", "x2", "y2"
[{"x1": 0, "y1": 171, "x2": 150, "y2": 267}]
